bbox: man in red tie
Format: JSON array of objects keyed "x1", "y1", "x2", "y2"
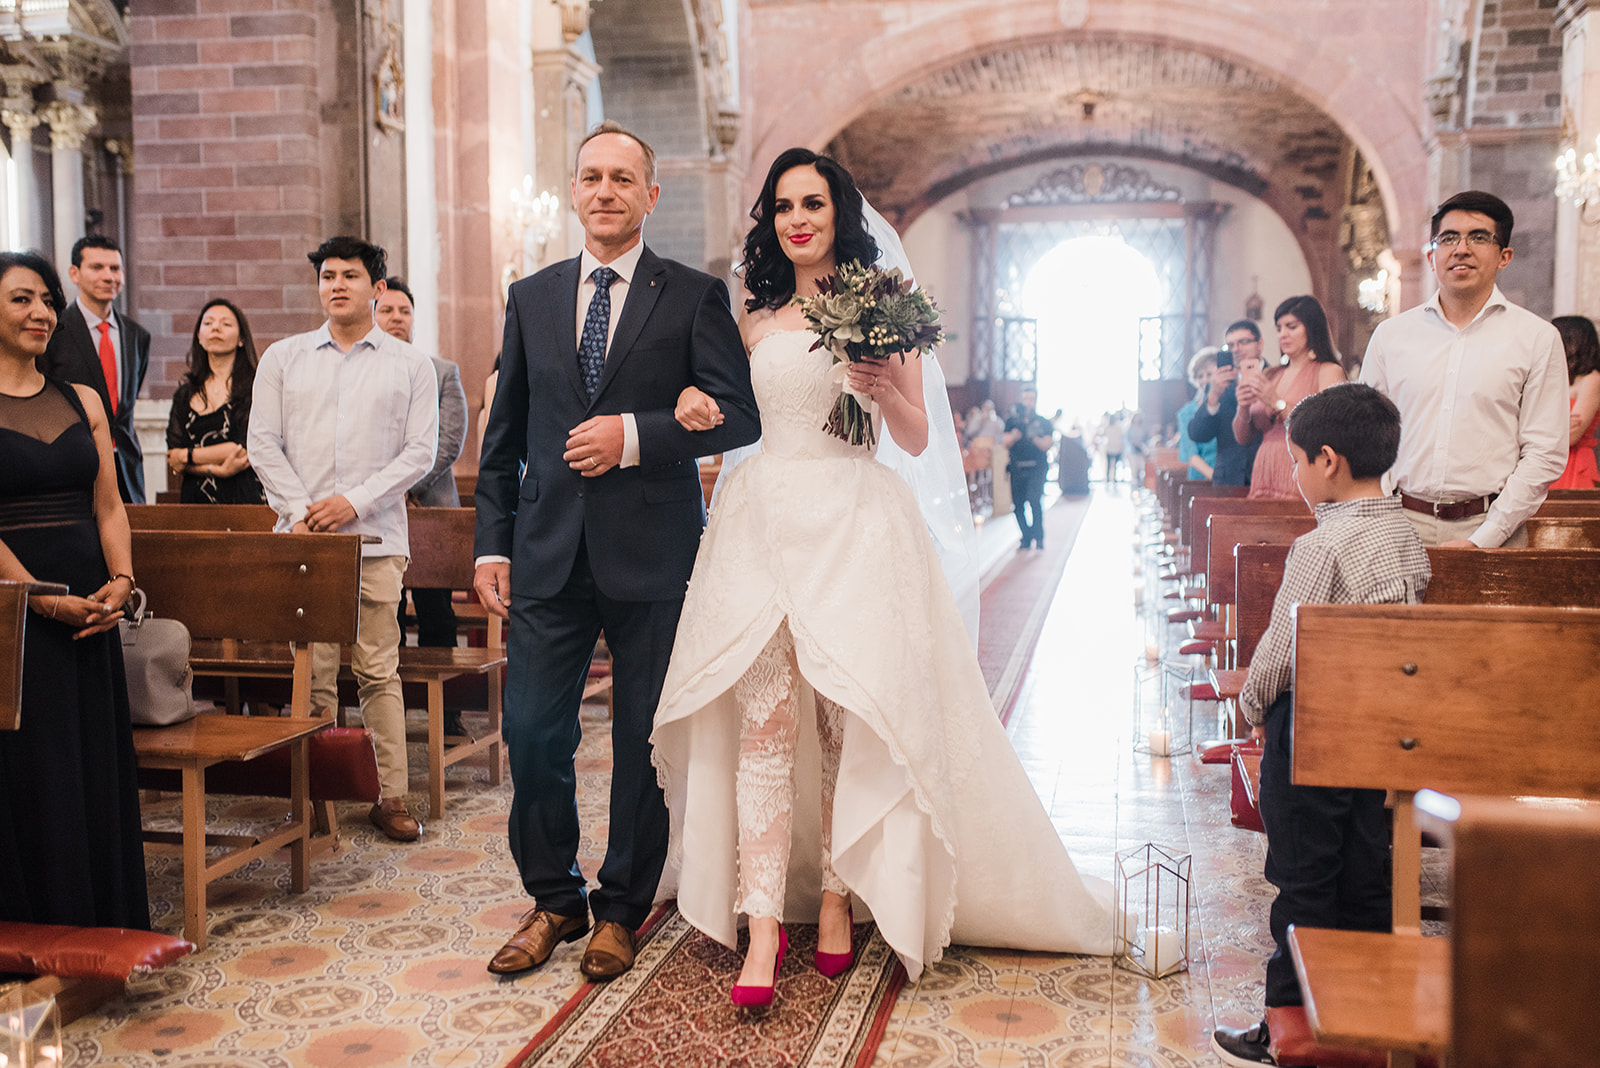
[{"x1": 38, "y1": 235, "x2": 152, "y2": 502}]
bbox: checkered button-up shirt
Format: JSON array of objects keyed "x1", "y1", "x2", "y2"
[{"x1": 1241, "y1": 495, "x2": 1431, "y2": 725}]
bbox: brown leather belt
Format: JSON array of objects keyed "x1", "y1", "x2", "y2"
[{"x1": 1398, "y1": 491, "x2": 1496, "y2": 521}]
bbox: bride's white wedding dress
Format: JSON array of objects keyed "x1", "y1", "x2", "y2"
[{"x1": 651, "y1": 329, "x2": 1114, "y2": 979}]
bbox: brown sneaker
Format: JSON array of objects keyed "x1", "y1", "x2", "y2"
[
  {"x1": 580, "y1": 920, "x2": 637, "y2": 980},
  {"x1": 368, "y1": 797, "x2": 421, "y2": 842},
  {"x1": 487, "y1": 908, "x2": 589, "y2": 975}
]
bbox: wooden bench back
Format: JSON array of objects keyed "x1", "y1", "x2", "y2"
[
  {"x1": 400, "y1": 506, "x2": 476, "y2": 589},
  {"x1": 1418, "y1": 793, "x2": 1600, "y2": 1068},
  {"x1": 0, "y1": 581, "x2": 25, "y2": 731},
  {"x1": 126, "y1": 503, "x2": 278, "y2": 531},
  {"x1": 1531, "y1": 499, "x2": 1600, "y2": 517},
  {"x1": 1544, "y1": 487, "x2": 1600, "y2": 500},
  {"x1": 131, "y1": 530, "x2": 361, "y2": 645},
  {"x1": 1178, "y1": 481, "x2": 1248, "y2": 548},
  {"x1": 1525, "y1": 517, "x2": 1600, "y2": 549},
  {"x1": 1293, "y1": 604, "x2": 1600, "y2": 799},
  {"x1": 1235, "y1": 545, "x2": 1600, "y2": 668},
  {"x1": 1192, "y1": 498, "x2": 1308, "y2": 591},
  {"x1": 1206, "y1": 513, "x2": 1314, "y2": 608},
  {"x1": 1145, "y1": 448, "x2": 1182, "y2": 490},
  {"x1": 1234, "y1": 542, "x2": 1293, "y2": 663}
]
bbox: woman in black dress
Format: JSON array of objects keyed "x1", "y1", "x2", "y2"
[
  {"x1": 165, "y1": 298, "x2": 266, "y2": 504},
  {"x1": 0, "y1": 250, "x2": 148, "y2": 928}
]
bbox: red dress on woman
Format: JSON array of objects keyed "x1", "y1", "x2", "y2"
[{"x1": 1553, "y1": 396, "x2": 1599, "y2": 489}]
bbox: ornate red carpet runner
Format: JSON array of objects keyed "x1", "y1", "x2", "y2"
[
  {"x1": 506, "y1": 904, "x2": 906, "y2": 1068},
  {"x1": 979, "y1": 495, "x2": 1091, "y2": 725}
]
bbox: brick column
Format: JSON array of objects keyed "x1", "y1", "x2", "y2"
[{"x1": 129, "y1": 0, "x2": 325, "y2": 397}]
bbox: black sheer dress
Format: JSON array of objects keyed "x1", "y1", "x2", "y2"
[{"x1": 0, "y1": 378, "x2": 149, "y2": 928}]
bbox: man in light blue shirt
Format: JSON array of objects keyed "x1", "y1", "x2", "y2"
[{"x1": 249, "y1": 236, "x2": 439, "y2": 841}]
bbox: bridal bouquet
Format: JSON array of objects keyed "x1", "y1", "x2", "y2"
[{"x1": 793, "y1": 262, "x2": 945, "y2": 447}]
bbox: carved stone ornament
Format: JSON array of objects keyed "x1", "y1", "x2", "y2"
[
  {"x1": 40, "y1": 100, "x2": 96, "y2": 152},
  {"x1": 556, "y1": 0, "x2": 593, "y2": 44},
  {"x1": 1005, "y1": 163, "x2": 1182, "y2": 207}
]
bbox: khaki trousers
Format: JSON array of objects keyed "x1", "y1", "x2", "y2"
[
  {"x1": 1402, "y1": 509, "x2": 1527, "y2": 548},
  {"x1": 311, "y1": 554, "x2": 409, "y2": 798}
]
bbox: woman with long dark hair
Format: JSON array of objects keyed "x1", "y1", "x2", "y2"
[
  {"x1": 1550, "y1": 315, "x2": 1600, "y2": 489},
  {"x1": 652, "y1": 149, "x2": 1113, "y2": 1008},
  {"x1": 0, "y1": 249, "x2": 147, "y2": 928},
  {"x1": 1233, "y1": 294, "x2": 1347, "y2": 499},
  {"x1": 165, "y1": 298, "x2": 266, "y2": 503}
]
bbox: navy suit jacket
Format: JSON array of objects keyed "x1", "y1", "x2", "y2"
[
  {"x1": 475, "y1": 245, "x2": 760, "y2": 602},
  {"x1": 39, "y1": 303, "x2": 152, "y2": 503}
]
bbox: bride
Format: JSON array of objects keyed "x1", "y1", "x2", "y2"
[{"x1": 651, "y1": 148, "x2": 1114, "y2": 1005}]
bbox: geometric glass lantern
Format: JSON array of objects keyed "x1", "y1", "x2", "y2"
[
  {"x1": 1132, "y1": 656, "x2": 1193, "y2": 757},
  {"x1": 0, "y1": 987, "x2": 62, "y2": 1067},
  {"x1": 1113, "y1": 843, "x2": 1193, "y2": 978}
]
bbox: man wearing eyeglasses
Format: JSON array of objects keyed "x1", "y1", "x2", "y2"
[
  {"x1": 1358, "y1": 190, "x2": 1567, "y2": 547},
  {"x1": 1189, "y1": 319, "x2": 1265, "y2": 487}
]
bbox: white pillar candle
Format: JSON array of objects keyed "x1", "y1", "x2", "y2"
[
  {"x1": 1148, "y1": 729, "x2": 1171, "y2": 756},
  {"x1": 1144, "y1": 924, "x2": 1182, "y2": 975},
  {"x1": 1143, "y1": 644, "x2": 1160, "y2": 663}
]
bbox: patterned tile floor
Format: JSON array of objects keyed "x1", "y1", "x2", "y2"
[{"x1": 53, "y1": 485, "x2": 1292, "y2": 1067}]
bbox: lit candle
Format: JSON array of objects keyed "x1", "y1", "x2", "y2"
[
  {"x1": 1143, "y1": 644, "x2": 1159, "y2": 663},
  {"x1": 1144, "y1": 924, "x2": 1182, "y2": 975},
  {"x1": 1148, "y1": 728, "x2": 1171, "y2": 756},
  {"x1": 1133, "y1": 586, "x2": 1144, "y2": 606}
]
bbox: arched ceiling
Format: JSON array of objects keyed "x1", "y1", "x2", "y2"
[{"x1": 825, "y1": 36, "x2": 1350, "y2": 228}]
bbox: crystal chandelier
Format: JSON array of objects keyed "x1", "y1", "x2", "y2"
[{"x1": 1555, "y1": 134, "x2": 1600, "y2": 223}]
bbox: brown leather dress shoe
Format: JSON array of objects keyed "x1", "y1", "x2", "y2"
[
  {"x1": 580, "y1": 920, "x2": 637, "y2": 980},
  {"x1": 487, "y1": 908, "x2": 589, "y2": 975},
  {"x1": 368, "y1": 797, "x2": 421, "y2": 841}
]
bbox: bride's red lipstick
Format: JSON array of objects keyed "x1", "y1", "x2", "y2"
[{"x1": 788, "y1": 233, "x2": 813, "y2": 245}]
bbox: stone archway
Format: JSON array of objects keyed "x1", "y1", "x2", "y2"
[{"x1": 742, "y1": 0, "x2": 1429, "y2": 306}]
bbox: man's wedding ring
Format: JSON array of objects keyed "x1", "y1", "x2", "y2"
[{"x1": 587, "y1": 457, "x2": 597, "y2": 469}]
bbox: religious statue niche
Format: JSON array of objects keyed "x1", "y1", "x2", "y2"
[{"x1": 372, "y1": 0, "x2": 404, "y2": 133}]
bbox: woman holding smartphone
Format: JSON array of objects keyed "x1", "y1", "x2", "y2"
[{"x1": 1232, "y1": 296, "x2": 1346, "y2": 499}]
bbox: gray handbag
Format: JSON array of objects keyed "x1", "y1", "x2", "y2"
[{"x1": 119, "y1": 588, "x2": 197, "y2": 727}]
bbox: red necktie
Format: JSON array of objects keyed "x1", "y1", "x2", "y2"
[{"x1": 96, "y1": 321, "x2": 116, "y2": 415}]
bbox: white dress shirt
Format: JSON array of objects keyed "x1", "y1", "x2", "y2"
[
  {"x1": 248, "y1": 323, "x2": 439, "y2": 557},
  {"x1": 1359, "y1": 286, "x2": 1569, "y2": 547},
  {"x1": 577, "y1": 242, "x2": 644, "y2": 468},
  {"x1": 78, "y1": 298, "x2": 121, "y2": 394}
]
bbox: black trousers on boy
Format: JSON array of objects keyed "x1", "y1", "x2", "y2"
[{"x1": 1257, "y1": 691, "x2": 1391, "y2": 1006}]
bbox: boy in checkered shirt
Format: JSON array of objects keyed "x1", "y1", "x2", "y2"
[{"x1": 1213, "y1": 383, "x2": 1431, "y2": 1068}]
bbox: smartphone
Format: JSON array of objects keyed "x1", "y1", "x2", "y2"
[{"x1": 1215, "y1": 350, "x2": 1233, "y2": 369}]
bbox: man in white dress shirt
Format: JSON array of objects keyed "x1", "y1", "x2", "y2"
[
  {"x1": 1359, "y1": 190, "x2": 1568, "y2": 547},
  {"x1": 249, "y1": 236, "x2": 439, "y2": 841}
]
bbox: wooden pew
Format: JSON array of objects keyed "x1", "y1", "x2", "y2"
[
  {"x1": 1416, "y1": 791, "x2": 1600, "y2": 1068},
  {"x1": 1288, "y1": 604, "x2": 1600, "y2": 1067},
  {"x1": 1228, "y1": 544, "x2": 1600, "y2": 713},
  {"x1": 398, "y1": 506, "x2": 506, "y2": 819},
  {"x1": 1525, "y1": 516, "x2": 1600, "y2": 548},
  {"x1": 126, "y1": 502, "x2": 277, "y2": 531},
  {"x1": 130, "y1": 530, "x2": 365, "y2": 948}
]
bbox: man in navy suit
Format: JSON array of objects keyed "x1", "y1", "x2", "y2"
[
  {"x1": 38, "y1": 235, "x2": 151, "y2": 502},
  {"x1": 474, "y1": 121, "x2": 759, "y2": 980}
]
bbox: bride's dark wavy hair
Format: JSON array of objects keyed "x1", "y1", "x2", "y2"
[{"x1": 742, "y1": 148, "x2": 879, "y2": 312}]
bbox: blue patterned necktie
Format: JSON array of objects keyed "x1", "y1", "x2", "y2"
[{"x1": 579, "y1": 266, "x2": 618, "y2": 398}]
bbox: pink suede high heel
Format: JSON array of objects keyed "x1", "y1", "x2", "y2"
[
  {"x1": 815, "y1": 902, "x2": 855, "y2": 978},
  {"x1": 730, "y1": 926, "x2": 787, "y2": 1008}
]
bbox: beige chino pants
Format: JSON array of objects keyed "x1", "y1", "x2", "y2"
[{"x1": 310, "y1": 554, "x2": 410, "y2": 798}]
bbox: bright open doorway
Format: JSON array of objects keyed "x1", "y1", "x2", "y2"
[{"x1": 1020, "y1": 235, "x2": 1163, "y2": 433}]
